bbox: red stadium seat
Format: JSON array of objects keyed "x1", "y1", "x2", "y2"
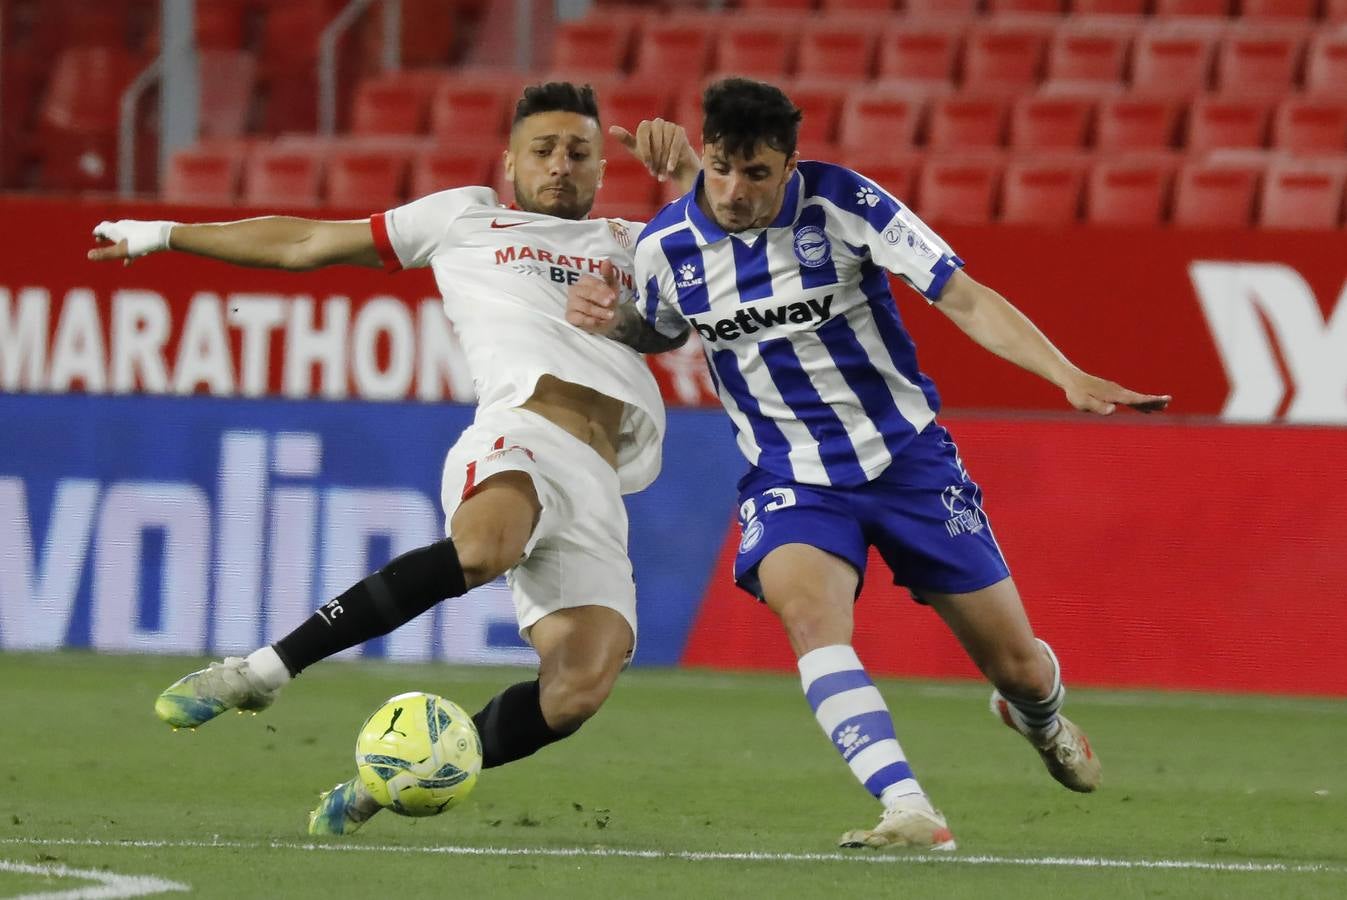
[
  {"x1": 1000, "y1": 160, "x2": 1085, "y2": 225},
  {"x1": 821, "y1": 0, "x2": 897, "y2": 11},
  {"x1": 1329, "y1": 0, "x2": 1347, "y2": 20},
  {"x1": 962, "y1": 23, "x2": 1052, "y2": 95},
  {"x1": 244, "y1": 149, "x2": 325, "y2": 208},
  {"x1": 927, "y1": 96, "x2": 1009, "y2": 150},
  {"x1": 1010, "y1": 95, "x2": 1094, "y2": 150},
  {"x1": 1239, "y1": 0, "x2": 1317, "y2": 19},
  {"x1": 739, "y1": 0, "x2": 817, "y2": 10},
  {"x1": 551, "y1": 20, "x2": 632, "y2": 75},
  {"x1": 1153, "y1": 0, "x2": 1231, "y2": 15},
  {"x1": 429, "y1": 79, "x2": 513, "y2": 144},
  {"x1": 164, "y1": 149, "x2": 241, "y2": 206},
  {"x1": 410, "y1": 151, "x2": 494, "y2": 198},
  {"x1": 634, "y1": 24, "x2": 715, "y2": 85},
  {"x1": 797, "y1": 23, "x2": 876, "y2": 80},
  {"x1": 838, "y1": 90, "x2": 923, "y2": 151},
  {"x1": 904, "y1": 0, "x2": 981, "y2": 13},
  {"x1": 198, "y1": 49, "x2": 258, "y2": 140},
  {"x1": 783, "y1": 79, "x2": 849, "y2": 147},
  {"x1": 37, "y1": 46, "x2": 140, "y2": 191},
  {"x1": 1086, "y1": 160, "x2": 1173, "y2": 225},
  {"x1": 1272, "y1": 97, "x2": 1347, "y2": 154},
  {"x1": 603, "y1": 81, "x2": 674, "y2": 133},
  {"x1": 1096, "y1": 97, "x2": 1181, "y2": 152},
  {"x1": 876, "y1": 22, "x2": 965, "y2": 87},
  {"x1": 351, "y1": 77, "x2": 430, "y2": 136},
  {"x1": 987, "y1": 0, "x2": 1064, "y2": 12},
  {"x1": 598, "y1": 154, "x2": 660, "y2": 207},
  {"x1": 1071, "y1": 0, "x2": 1147, "y2": 14},
  {"x1": 1172, "y1": 162, "x2": 1259, "y2": 227},
  {"x1": 1260, "y1": 164, "x2": 1346, "y2": 229},
  {"x1": 1186, "y1": 96, "x2": 1272, "y2": 152},
  {"x1": 713, "y1": 21, "x2": 796, "y2": 79},
  {"x1": 1305, "y1": 30, "x2": 1347, "y2": 97},
  {"x1": 1216, "y1": 32, "x2": 1305, "y2": 95},
  {"x1": 1046, "y1": 25, "x2": 1134, "y2": 87},
  {"x1": 1131, "y1": 25, "x2": 1218, "y2": 95},
  {"x1": 839, "y1": 149, "x2": 923, "y2": 201},
  {"x1": 326, "y1": 151, "x2": 408, "y2": 210},
  {"x1": 917, "y1": 158, "x2": 1002, "y2": 225}
]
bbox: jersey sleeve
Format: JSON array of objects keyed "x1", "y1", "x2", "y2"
[
  {"x1": 633, "y1": 236, "x2": 689, "y2": 339},
  {"x1": 818, "y1": 164, "x2": 964, "y2": 303},
  {"x1": 370, "y1": 186, "x2": 495, "y2": 272}
]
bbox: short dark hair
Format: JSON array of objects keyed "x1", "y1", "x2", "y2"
[
  {"x1": 511, "y1": 82, "x2": 600, "y2": 129},
  {"x1": 702, "y1": 77, "x2": 802, "y2": 159}
]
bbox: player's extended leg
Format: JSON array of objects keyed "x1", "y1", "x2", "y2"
[
  {"x1": 473, "y1": 604, "x2": 633, "y2": 768},
  {"x1": 759, "y1": 543, "x2": 955, "y2": 851},
  {"x1": 156, "y1": 471, "x2": 540, "y2": 730},
  {"x1": 922, "y1": 577, "x2": 1101, "y2": 792}
]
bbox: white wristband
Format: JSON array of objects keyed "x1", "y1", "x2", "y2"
[{"x1": 91, "y1": 219, "x2": 179, "y2": 258}]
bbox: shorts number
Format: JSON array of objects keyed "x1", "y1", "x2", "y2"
[{"x1": 763, "y1": 488, "x2": 796, "y2": 511}]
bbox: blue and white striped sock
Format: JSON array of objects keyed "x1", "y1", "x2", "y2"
[
  {"x1": 1001, "y1": 638, "x2": 1065, "y2": 739},
  {"x1": 799, "y1": 644, "x2": 927, "y2": 810}
]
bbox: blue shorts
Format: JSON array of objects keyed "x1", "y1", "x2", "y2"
[{"x1": 733, "y1": 421, "x2": 1011, "y2": 602}]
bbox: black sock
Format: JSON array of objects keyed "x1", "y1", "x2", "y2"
[
  {"x1": 471, "y1": 680, "x2": 578, "y2": 769},
  {"x1": 273, "y1": 538, "x2": 467, "y2": 676}
]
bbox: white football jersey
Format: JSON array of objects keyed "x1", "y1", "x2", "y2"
[{"x1": 372, "y1": 186, "x2": 664, "y2": 494}]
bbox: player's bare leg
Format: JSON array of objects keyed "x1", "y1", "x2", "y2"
[
  {"x1": 923, "y1": 577, "x2": 1101, "y2": 792},
  {"x1": 760, "y1": 544, "x2": 955, "y2": 851},
  {"x1": 532, "y1": 605, "x2": 633, "y2": 732}
]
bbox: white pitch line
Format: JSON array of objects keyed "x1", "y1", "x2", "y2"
[
  {"x1": 0, "y1": 859, "x2": 189, "y2": 900},
  {"x1": 2, "y1": 837, "x2": 1344, "y2": 876}
]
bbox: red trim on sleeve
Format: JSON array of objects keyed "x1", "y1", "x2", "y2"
[{"x1": 369, "y1": 212, "x2": 402, "y2": 273}]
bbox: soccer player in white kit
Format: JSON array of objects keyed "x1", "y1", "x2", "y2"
[
  {"x1": 87, "y1": 83, "x2": 699, "y2": 834},
  {"x1": 567, "y1": 78, "x2": 1171, "y2": 851}
]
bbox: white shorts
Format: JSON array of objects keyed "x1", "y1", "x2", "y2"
[{"x1": 440, "y1": 406, "x2": 636, "y2": 653}]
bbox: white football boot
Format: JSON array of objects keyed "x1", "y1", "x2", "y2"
[
  {"x1": 839, "y1": 800, "x2": 957, "y2": 851},
  {"x1": 154, "y1": 657, "x2": 278, "y2": 729},
  {"x1": 990, "y1": 691, "x2": 1101, "y2": 792}
]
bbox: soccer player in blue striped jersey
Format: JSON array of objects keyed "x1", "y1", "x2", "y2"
[{"x1": 567, "y1": 78, "x2": 1171, "y2": 851}]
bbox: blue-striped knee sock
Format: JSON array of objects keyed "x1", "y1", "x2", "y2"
[{"x1": 799, "y1": 644, "x2": 928, "y2": 811}]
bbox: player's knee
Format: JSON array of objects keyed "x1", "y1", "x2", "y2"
[
  {"x1": 991, "y1": 647, "x2": 1055, "y2": 701},
  {"x1": 772, "y1": 594, "x2": 851, "y2": 656},
  {"x1": 449, "y1": 533, "x2": 514, "y2": 589}
]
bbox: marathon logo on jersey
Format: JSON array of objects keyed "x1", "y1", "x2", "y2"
[
  {"x1": 493, "y1": 245, "x2": 635, "y2": 292},
  {"x1": 690, "y1": 293, "x2": 834, "y2": 345},
  {"x1": 941, "y1": 484, "x2": 985, "y2": 538}
]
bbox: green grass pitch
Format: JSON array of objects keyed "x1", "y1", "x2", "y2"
[{"x1": 1, "y1": 652, "x2": 1344, "y2": 899}]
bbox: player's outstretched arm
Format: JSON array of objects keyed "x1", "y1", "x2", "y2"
[
  {"x1": 88, "y1": 217, "x2": 383, "y2": 271},
  {"x1": 937, "y1": 270, "x2": 1171, "y2": 415},
  {"x1": 610, "y1": 118, "x2": 701, "y2": 195},
  {"x1": 566, "y1": 260, "x2": 689, "y2": 354}
]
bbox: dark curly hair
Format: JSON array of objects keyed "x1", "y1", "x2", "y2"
[{"x1": 702, "y1": 77, "x2": 802, "y2": 159}]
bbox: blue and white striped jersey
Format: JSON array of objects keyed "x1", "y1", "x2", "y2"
[{"x1": 634, "y1": 161, "x2": 964, "y2": 488}]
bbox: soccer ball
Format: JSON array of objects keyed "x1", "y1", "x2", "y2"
[{"x1": 354, "y1": 691, "x2": 482, "y2": 817}]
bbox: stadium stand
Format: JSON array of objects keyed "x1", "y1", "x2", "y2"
[{"x1": 11, "y1": 0, "x2": 1341, "y2": 230}]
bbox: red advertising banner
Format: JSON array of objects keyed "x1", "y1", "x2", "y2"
[
  {"x1": 2, "y1": 197, "x2": 1344, "y2": 421},
  {"x1": 683, "y1": 415, "x2": 1347, "y2": 696}
]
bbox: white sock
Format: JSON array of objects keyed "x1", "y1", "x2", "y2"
[
  {"x1": 798, "y1": 644, "x2": 926, "y2": 807},
  {"x1": 245, "y1": 646, "x2": 292, "y2": 691}
]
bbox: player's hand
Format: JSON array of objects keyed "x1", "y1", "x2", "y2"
[
  {"x1": 1064, "y1": 372, "x2": 1171, "y2": 415},
  {"x1": 610, "y1": 118, "x2": 699, "y2": 184},
  {"x1": 566, "y1": 260, "x2": 622, "y2": 336},
  {"x1": 88, "y1": 219, "x2": 177, "y2": 265}
]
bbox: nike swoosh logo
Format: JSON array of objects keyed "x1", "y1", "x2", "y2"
[{"x1": 490, "y1": 218, "x2": 529, "y2": 228}]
